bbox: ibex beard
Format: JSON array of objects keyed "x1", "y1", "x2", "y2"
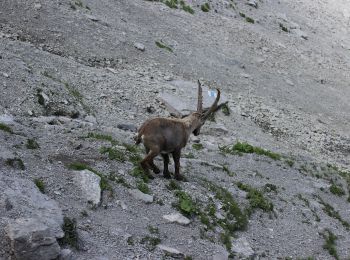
[{"x1": 135, "y1": 80, "x2": 221, "y2": 181}]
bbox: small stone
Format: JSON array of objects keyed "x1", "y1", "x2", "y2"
[
  {"x1": 247, "y1": 0, "x2": 257, "y2": 8},
  {"x1": 117, "y1": 123, "x2": 137, "y2": 132},
  {"x1": 134, "y1": 42, "x2": 145, "y2": 51},
  {"x1": 285, "y1": 79, "x2": 294, "y2": 86},
  {"x1": 163, "y1": 212, "x2": 191, "y2": 225},
  {"x1": 128, "y1": 189, "x2": 153, "y2": 203},
  {"x1": 85, "y1": 115, "x2": 97, "y2": 124},
  {"x1": 157, "y1": 244, "x2": 183, "y2": 257},
  {"x1": 164, "y1": 75, "x2": 173, "y2": 81},
  {"x1": 34, "y1": 3, "x2": 42, "y2": 10},
  {"x1": 231, "y1": 237, "x2": 254, "y2": 258},
  {"x1": 53, "y1": 190, "x2": 61, "y2": 196},
  {"x1": 240, "y1": 73, "x2": 251, "y2": 78},
  {"x1": 2, "y1": 72, "x2": 9, "y2": 78},
  {"x1": 214, "y1": 212, "x2": 225, "y2": 220},
  {"x1": 86, "y1": 15, "x2": 99, "y2": 21}
]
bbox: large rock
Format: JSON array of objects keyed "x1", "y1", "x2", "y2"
[
  {"x1": 73, "y1": 170, "x2": 101, "y2": 206},
  {"x1": 6, "y1": 218, "x2": 61, "y2": 260},
  {"x1": 157, "y1": 244, "x2": 183, "y2": 258},
  {"x1": 0, "y1": 175, "x2": 64, "y2": 237},
  {"x1": 159, "y1": 80, "x2": 228, "y2": 117},
  {"x1": 231, "y1": 237, "x2": 255, "y2": 258}
]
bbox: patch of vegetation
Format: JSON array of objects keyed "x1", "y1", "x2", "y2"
[
  {"x1": 239, "y1": 12, "x2": 246, "y2": 18},
  {"x1": 222, "y1": 165, "x2": 235, "y2": 177},
  {"x1": 175, "y1": 190, "x2": 197, "y2": 216},
  {"x1": 263, "y1": 183, "x2": 278, "y2": 193},
  {"x1": 109, "y1": 172, "x2": 131, "y2": 188},
  {"x1": 245, "y1": 17, "x2": 255, "y2": 23},
  {"x1": 201, "y1": 3, "x2": 210, "y2": 12},
  {"x1": 166, "y1": 179, "x2": 182, "y2": 190},
  {"x1": 68, "y1": 162, "x2": 112, "y2": 192},
  {"x1": 140, "y1": 235, "x2": 161, "y2": 251},
  {"x1": 155, "y1": 41, "x2": 173, "y2": 52},
  {"x1": 164, "y1": 0, "x2": 178, "y2": 8},
  {"x1": 147, "y1": 225, "x2": 159, "y2": 234},
  {"x1": 322, "y1": 229, "x2": 339, "y2": 260},
  {"x1": 285, "y1": 158, "x2": 294, "y2": 167},
  {"x1": 86, "y1": 132, "x2": 119, "y2": 145},
  {"x1": 237, "y1": 182, "x2": 273, "y2": 213},
  {"x1": 220, "y1": 231, "x2": 232, "y2": 251},
  {"x1": 221, "y1": 103, "x2": 230, "y2": 116},
  {"x1": 329, "y1": 183, "x2": 345, "y2": 197},
  {"x1": 34, "y1": 178, "x2": 45, "y2": 193},
  {"x1": 181, "y1": 3, "x2": 194, "y2": 14},
  {"x1": 131, "y1": 165, "x2": 150, "y2": 183},
  {"x1": 318, "y1": 197, "x2": 350, "y2": 230},
  {"x1": 219, "y1": 141, "x2": 281, "y2": 160},
  {"x1": 203, "y1": 180, "x2": 248, "y2": 232},
  {"x1": 127, "y1": 236, "x2": 134, "y2": 246},
  {"x1": 58, "y1": 217, "x2": 78, "y2": 248},
  {"x1": 80, "y1": 210, "x2": 88, "y2": 217},
  {"x1": 0, "y1": 123, "x2": 13, "y2": 134},
  {"x1": 100, "y1": 146, "x2": 127, "y2": 162},
  {"x1": 192, "y1": 143, "x2": 204, "y2": 150},
  {"x1": 183, "y1": 152, "x2": 195, "y2": 159},
  {"x1": 137, "y1": 180, "x2": 151, "y2": 194},
  {"x1": 6, "y1": 158, "x2": 25, "y2": 170},
  {"x1": 279, "y1": 23, "x2": 289, "y2": 32},
  {"x1": 26, "y1": 139, "x2": 40, "y2": 149}
]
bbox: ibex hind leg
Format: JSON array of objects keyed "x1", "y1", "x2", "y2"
[
  {"x1": 172, "y1": 150, "x2": 184, "y2": 181},
  {"x1": 141, "y1": 150, "x2": 160, "y2": 179},
  {"x1": 144, "y1": 147, "x2": 160, "y2": 174}
]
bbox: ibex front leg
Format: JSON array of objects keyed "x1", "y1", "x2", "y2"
[
  {"x1": 172, "y1": 150, "x2": 183, "y2": 181},
  {"x1": 161, "y1": 154, "x2": 171, "y2": 179}
]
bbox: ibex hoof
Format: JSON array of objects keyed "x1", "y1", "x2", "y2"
[
  {"x1": 174, "y1": 174, "x2": 185, "y2": 181},
  {"x1": 153, "y1": 167, "x2": 161, "y2": 174},
  {"x1": 163, "y1": 172, "x2": 171, "y2": 179}
]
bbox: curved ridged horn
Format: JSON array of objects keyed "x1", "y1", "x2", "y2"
[
  {"x1": 197, "y1": 80, "x2": 203, "y2": 113},
  {"x1": 202, "y1": 88, "x2": 221, "y2": 120}
]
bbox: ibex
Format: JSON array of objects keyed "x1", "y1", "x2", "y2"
[{"x1": 135, "y1": 80, "x2": 221, "y2": 180}]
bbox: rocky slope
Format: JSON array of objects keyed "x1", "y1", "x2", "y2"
[{"x1": 0, "y1": 0, "x2": 349, "y2": 259}]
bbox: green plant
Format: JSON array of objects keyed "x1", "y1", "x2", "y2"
[
  {"x1": 237, "y1": 182, "x2": 274, "y2": 212},
  {"x1": 285, "y1": 159, "x2": 294, "y2": 167},
  {"x1": 26, "y1": 139, "x2": 40, "y2": 149},
  {"x1": 131, "y1": 165, "x2": 149, "y2": 183},
  {"x1": 219, "y1": 142, "x2": 281, "y2": 160},
  {"x1": 220, "y1": 232, "x2": 232, "y2": 251},
  {"x1": 164, "y1": 0, "x2": 178, "y2": 8},
  {"x1": 322, "y1": 229, "x2": 339, "y2": 260},
  {"x1": 140, "y1": 235, "x2": 161, "y2": 251},
  {"x1": 147, "y1": 225, "x2": 159, "y2": 234},
  {"x1": 239, "y1": 12, "x2": 246, "y2": 17},
  {"x1": 221, "y1": 103, "x2": 230, "y2": 116},
  {"x1": 175, "y1": 190, "x2": 197, "y2": 216},
  {"x1": 329, "y1": 183, "x2": 345, "y2": 197},
  {"x1": 166, "y1": 180, "x2": 182, "y2": 190},
  {"x1": 6, "y1": 158, "x2": 25, "y2": 170},
  {"x1": 222, "y1": 165, "x2": 235, "y2": 177},
  {"x1": 0, "y1": 123, "x2": 13, "y2": 134},
  {"x1": 137, "y1": 181, "x2": 151, "y2": 194},
  {"x1": 100, "y1": 146, "x2": 127, "y2": 162},
  {"x1": 279, "y1": 23, "x2": 289, "y2": 32},
  {"x1": 192, "y1": 143, "x2": 204, "y2": 150},
  {"x1": 245, "y1": 17, "x2": 255, "y2": 23},
  {"x1": 155, "y1": 41, "x2": 173, "y2": 52},
  {"x1": 182, "y1": 4, "x2": 194, "y2": 14},
  {"x1": 58, "y1": 217, "x2": 78, "y2": 248},
  {"x1": 86, "y1": 132, "x2": 119, "y2": 145},
  {"x1": 201, "y1": 3, "x2": 210, "y2": 12},
  {"x1": 263, "y1": 183, "x2": 278, "y2": 193},
  {"x1": 319, "y1": 198, "x2": 350, "y2": 229},
  {"x1": 34, "y1": 179, "x2": 45, "y2": 193}
]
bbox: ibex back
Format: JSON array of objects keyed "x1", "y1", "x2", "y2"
[{"x1": 135, "y1": 80, "x2": 220, "y2": 180}]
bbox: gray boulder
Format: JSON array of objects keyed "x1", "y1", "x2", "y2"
[{"x1": 6, "y1": 218, "x2": 61, "y2": 260}]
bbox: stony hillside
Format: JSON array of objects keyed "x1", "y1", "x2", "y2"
[{"x1": 0, "y1": 0, "x2": 349, "y2": 259}]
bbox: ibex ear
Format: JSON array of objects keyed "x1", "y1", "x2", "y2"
[{"x1": 197, "y1": 80, "x2": 203, "y2": 113}]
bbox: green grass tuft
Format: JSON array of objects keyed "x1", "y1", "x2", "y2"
[
  {"x1": 137, "y1": 181, "x2": 151, "y2": 194},
  {"x1": 192, "y1": 143, "x2": 204, "y2": 150},
  {"x1": 237, "y1": 182, "x2": 274, "y2": 212},
  {"x1": 175, "y1": 190, "x2": 197, "y2": 216},
  {"x1": 100, "y1": 146, "x2": 127, "y2": 162},
  {"x1": 58, "y1": 217, "x2": 78, "y2": 248},
  {"x1": 201, "y1": 3, "x2": 210, "y2": 12},
  {"x1": 6, "y1": 158, "x2": 25, "y2": 170},
  {"x1": 245, "y1": 17, "x2": 255, "y2": 23},
  {"x1": 219, "y1": 141, "x2": 281, "y2": 160},
  {"x1": 0, "y1": 123, "x2": 13, "y2": 134},
  {"x1": 34, "y1": 178, "x2": 45, "y2": 193},
  {"x1": 322, "y1": 229, "x2": 339, "y2": 260},
  {"x1": 26, "y1": 139, "x2": 40, "y2": 149},
  {"x1": 155, "y1": 41, "x2": 173, "y2": 52},
  {"x1": 329, "y1": 183, "x2": 345, "y2": 197}
]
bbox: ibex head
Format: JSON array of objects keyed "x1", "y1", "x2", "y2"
[{"x1": 191, "y1": 80, "x2": 221, "y2": 136}]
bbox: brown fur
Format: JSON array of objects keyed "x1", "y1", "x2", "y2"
[{"x1": 136, "y1": 82, "x2": 220, "y2": 180}]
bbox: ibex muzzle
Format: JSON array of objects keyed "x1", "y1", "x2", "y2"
[{"x1": 135, "y1": 80, "x2": 221, "y2": 180}]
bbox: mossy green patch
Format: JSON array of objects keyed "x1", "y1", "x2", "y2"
[
  {"x1": 201, "y1": 3, "x2": 210, "y2": 12},
  {"x1": 58, "y1": 217, "x2": 78, "y2": 248},
  {"x1": 34, "y1": 178, "x2": 45, "y2": 193},
  {"x1": 26, "y1": 139, "x2": 40, "y2": 149},
  {"x1": 155, "y1": 41, "x2": 173, "y2": 52},
  {"x1": 0, "y1": 123, "x2": 13, "y2": 134},
  {"x1": 322, "y1": 229, "x2": 339, "y2": 260}
]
